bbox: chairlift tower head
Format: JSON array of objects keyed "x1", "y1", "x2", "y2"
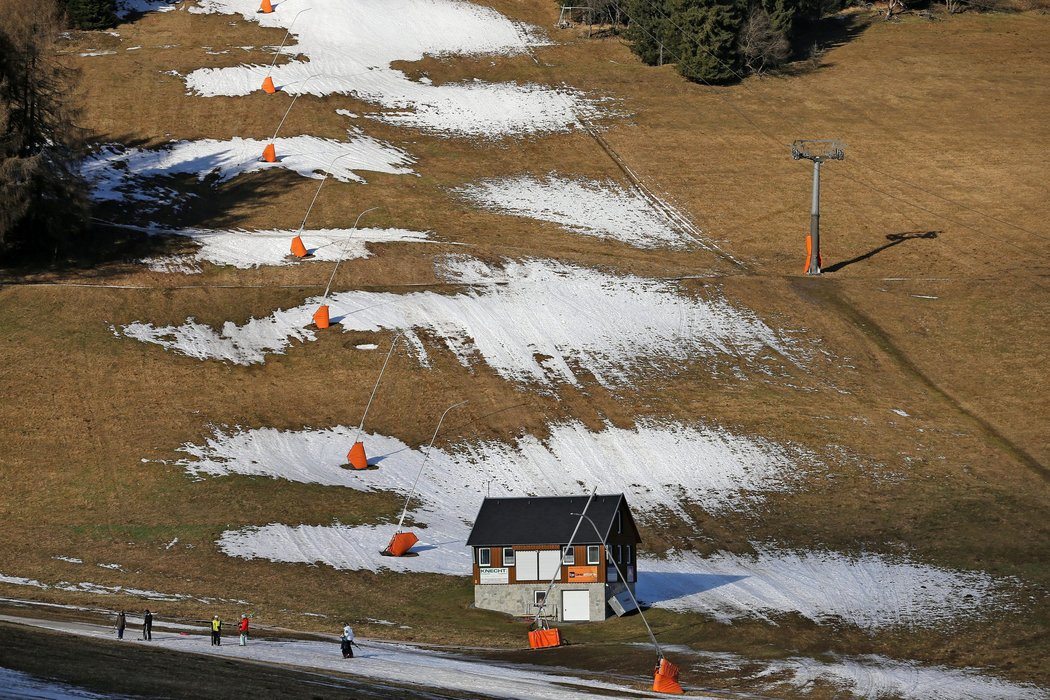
[{"x1": 791, "y1": 139, "x2": 845, "y2": 275}]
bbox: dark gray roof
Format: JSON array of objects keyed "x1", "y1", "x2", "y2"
[{"x1": 465, "y1": 494, "x2": 632, "y2": 547}]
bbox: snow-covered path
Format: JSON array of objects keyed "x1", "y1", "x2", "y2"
[{"x1": 0, "y1": 614, "x2": 684, "y2": 699}]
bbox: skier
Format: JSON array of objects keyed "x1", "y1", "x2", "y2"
[
  {"x1": 211, "y1": 615, "x2": 222, "y2": 646},
  {"x1": 116, "y1": 610, "x2": 126, "y2": 640},
  {"x1": 238, "y1": 614, "x2": 249, "y2": 646},
  {"x1": 142, "y1": 609, "x2": 153, "y2": 641},
  {"x1": 340, "y1": 622, "x2": 354, "y2": 658}
]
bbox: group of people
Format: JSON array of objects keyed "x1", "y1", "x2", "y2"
[
  {"x1": 115, "y1": 609, "x2": 152, "y2": 640},
  {"x1": 115, "y1": 609, "x2": 359, "y2": 659},
  {"x1": 115, "y1": 610, "x2": 249, "y2": 646}
]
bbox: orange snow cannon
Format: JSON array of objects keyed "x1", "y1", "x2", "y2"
[
  {"x1": 382, "y1": 532, "x2": 418, "y2": 557},
  {"x1": 261, "y1": 76, "x2": 276, "y2": 94},
  {"x1": 347, "y1": 441, "x2": 368, "y2": 470},
  {"x1": 527, "y1": 627, "x2": 561, "y2": 649},
  {"x1": 259, "y1": 0, "x2": 273, "y2": 13},
  {"x1": 290, "y1": 235, "x2": 308, "y2": 258},
  {"x1": 313, "y1": 305, "x2": 330, "y2": 329},
  {"x1": 262, "y1": 143, "x2": 276, "y2": 163},
  {"x1": 653, "y1": 657, "x2": 684, "y2": 695}
]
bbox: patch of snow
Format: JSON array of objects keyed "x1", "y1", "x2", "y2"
[
  {"x1": 184, "y1": 0, "x2": 594, "y2": 137},
  {"x1": 0, "y1": 574, "x2": 48, "y2": 589},
  {"x1": 637, "y1": 547, "x2": 1008, "y2": 629},
  {"x1": 757, "y1": 654, "x2": 1048, "y2": 700},
  {"x1": 457, "y1": 174, "x2": 694, "y2": 249},
  {"x1": 53, "y1": 556, "x2": 83, "y2": 564},
  {"x1": 355, "y1": 343, "x2": 379, "y2": 350},
  {"x1": 134, "y1": 226, "x2": 431, "y2": 271},
  {"x1": 79, "y1": 51, "x2": 117, "y2": 57},
  {"x1": 120, "y1": 256, "x2": 790, "y2": 385},
  {"x1": 891, "y1": 408, "x2": 910, "y2": 417},
  {"x1": 81, "y1": 135, "x2": 413, "y2": 204},
  {"x1": 97, "y1": 563, "x2": 123, "y2": 570},
  {"x1": 164, "y1": 538, "x2": 179, "y2": 550}
]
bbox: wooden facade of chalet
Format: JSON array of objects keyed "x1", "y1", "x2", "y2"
[{"x1": 466, "y1": 494, "x2": 642, "y2": 622}]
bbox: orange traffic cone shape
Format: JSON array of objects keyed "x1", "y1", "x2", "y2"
[
  {"x1": 313, "y1": 305, "x2": 330, "y2": 329},
  {"x1": 290, "y1": 235, "x2": 308, "y2": 258},
  {"x1": 259, "y1": 0, "x2": 273, "y2": 13},
  {"x1": 527, "y1": 628, "x2": 561, "y2": 649},
  {"x1": 262, "y1": 143, "x2": 276, "y2": 163},
  {"x1": 261, "y1": 76, "x2": 276, "y2": 94},
  {"x1": 347, "y1": 441, "x2": 368, "y2": 470},
  {"x1": 384, "y1": 532, "x2": 418, "y2": 556},
  {"x1": 653, "y1": 658, "x2": 684, "y2": 695}
]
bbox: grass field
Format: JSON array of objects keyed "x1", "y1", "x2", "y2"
[{"x1": 0, "y1": 1, "x2": 1047, "y2": 695}]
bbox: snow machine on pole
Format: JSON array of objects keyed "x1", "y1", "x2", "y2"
[
  {"x1": 259, "y1": 9, "x2": 310, "y2": 93},
  {"x1": 344, "y1": 333, "x2": 401, "y2": 470},
  {"x1": 528, "y1": 489, "x2": 597, "y2": 650},
  {"x1": 264, "y1": 75, "x2": 319, "y2": 165},
  {"x1": 572, "y1": 509, "x2": 683, "y2": 694},
  {"x1": 382, "y1": 400, "x2": 468, "y2": 557}
]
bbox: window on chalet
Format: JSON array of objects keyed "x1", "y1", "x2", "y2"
[
  {"x1": 478, "y1": 547, "x2": 491, "y2": 567},
  {"x1": 562, "y1": 546, "x2": 575, "y2": 565},
  {"x1": 503, "y1": 547, "x2": 515, "y2": 566},
  {"x1": 587, "y1": 545, "x2": 600, "y2": 565},
  {"x1": 534, "y1": 590, "x2": 547, "y2": 607},
  {"x1": 615, "y1": 511, "x2": 622, "y2": 534}
]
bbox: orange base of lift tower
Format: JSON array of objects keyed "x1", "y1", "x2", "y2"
[
  {"x1": 381, "y1": 532, "x2": 418, "y2": 557},
  {"x1": 653, "y1": 657, "x2": 684, "y2": 695},
  {"x1": 313, "y1": 305, "x2": 330, "y2": 329},
  {"x1": 347, "y1": 441, "x2": 368, "y2": 470},
  {"x1": 261, "y1": 76, "x2": 276, "y2": 94},
  {"x1": 528, "y1": 627, "x2": 561, "y2": 649}
]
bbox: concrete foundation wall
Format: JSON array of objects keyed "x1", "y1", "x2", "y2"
[{"x1": 474, "y1": 581, "x2": 637, "y2": 622}]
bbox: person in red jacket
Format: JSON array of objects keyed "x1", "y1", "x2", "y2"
[{"x1": 238, "y1": 614, "x2": 249, "y2": 646}]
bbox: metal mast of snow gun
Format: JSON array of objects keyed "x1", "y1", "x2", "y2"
[
  {"x1": 528, "y1": 488, "x2": 597, "y2": 649},
  {"x1": 382, "y1": 400, "x2": 468, "y2": 556},
  {"x1": 573, "y1": 512, "x2": 682, "y2": 694},
  {"x1": 345, "y1": 332, "x2": 402, "y2": 470}
]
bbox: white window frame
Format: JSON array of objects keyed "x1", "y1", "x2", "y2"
[
  {"x1": 503, "y1": 547, "x2": 515, "y2": 566},
  {"x1": 586, "y1": 545, "x2": 600, "y2": 565},
  {"x1": 616, "y1": 544, "x2": 623, "y2": 563},
  {"x1": 562, "y1": 546, "x2": 575, "y2": 565},
  {"x1": 625, "y1": 545, "x2": 632, "y2": 564},
  {"x1": 615, "y1": 511, "x2": 622, "y2": 534},
  {"x1": 534, "y1": 590, "x2": 547, "y2": 607},
  {"x1": 478, "y1": 547, "x2": 491, "y2": 567}
]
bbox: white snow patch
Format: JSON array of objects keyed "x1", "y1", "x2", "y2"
[
  {"x1": 164, "y1": 538, "x2": 179, "y2": 550},
  {"x1": 79, "y1": 51, "x2": 117, "y2": 57},
  {"x1": 891, "y1": 408, "x2": 910, "y2": 417},
  {"x1": 132, "y1": 226, "x2": 432, "y2": 271},
  {"x1": 81, "y1": 135, "x2": 413, "y2": 204},
  {"x1": 637, "y1": 547, "x2": 1007, "y2": 629},
  {"x1": 121, "y1": 257, "x2": 790, "y2": 385},
  {"x1": 184, "y1": 0, "x2": 593, "y2": 137},
  {"x1": 53, "y1": 556, "x2": 83, "y2": 564},
  {"x1": 457, "y1": 174, "x2": 693, "y2": 249},
  {"x1": 355, "y1": 343, "x2": 379, "y2": 350},
  {"x1": 97, "y1": 563, "x2": 124, "y2": 570},
  {"x1": 756, "y1": 653, "x2": 1048, "y2": 700},
  {"x1": 0, "y1": 574, "x2": 48, "y2": 589}
]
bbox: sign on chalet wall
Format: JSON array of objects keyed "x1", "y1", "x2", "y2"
[
  {"x1": 479, "y1": 567, "x2": 509, "y2": 584},
  {"x1": 567, "y1": 566, "x2": 598, "y2": 582}
]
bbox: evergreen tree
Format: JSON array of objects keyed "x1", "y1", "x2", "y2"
[
  {"x1": 624, "y1": 0, "x2": 672, "y2": 65},
  {"x1": 62, "y1": 0, "x2": 117, "y2": 30},
  {"x1": 674, "y1": 2, "x2": 743, "y2": 84}
]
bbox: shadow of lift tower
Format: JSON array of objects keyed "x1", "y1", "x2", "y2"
[{"x1": 792, "y1": 139, "x2": 846, "y2": 275}]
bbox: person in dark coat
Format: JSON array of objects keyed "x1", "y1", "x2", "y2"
[
  {"x1": 340, "y1": 622, "x2": 354, "y2": 658},
  {"x1": 142, "y1": 609, "x2": 153, "y2": 640},
  {"x1": 116, "y1": 610, "x2": 126, "y2": 639}
]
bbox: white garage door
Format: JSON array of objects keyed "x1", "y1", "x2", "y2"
[{"x1": 562, "y1": 590, "x2": 590, "y2": 621}]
